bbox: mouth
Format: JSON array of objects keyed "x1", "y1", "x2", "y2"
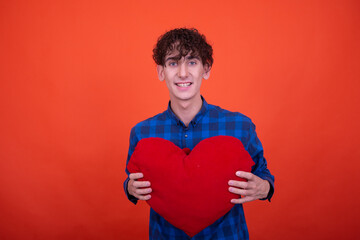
[{"x1": 175, "y1": 82, "x2": 192, "y2": 87}]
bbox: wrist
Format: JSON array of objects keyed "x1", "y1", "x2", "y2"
[{"x1": 262, "y1": 180, "x2": 270, "y2": 198}]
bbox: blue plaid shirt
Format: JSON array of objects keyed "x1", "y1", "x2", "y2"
[{"x1": 124, "y1": 97, "x2": 274, "y2": 240}]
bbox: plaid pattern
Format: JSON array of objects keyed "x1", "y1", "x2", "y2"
[{"x1": 124, "y1": 97, "x2": 274, "y2": 240}]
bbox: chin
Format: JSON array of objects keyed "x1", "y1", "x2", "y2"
[{"x1": 176, "y1": 95, "x2": 197, "y2": 102}]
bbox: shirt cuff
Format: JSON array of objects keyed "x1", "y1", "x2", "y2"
[{"x1": 260, "y1": 178, "x2": 274, "y2": 202}]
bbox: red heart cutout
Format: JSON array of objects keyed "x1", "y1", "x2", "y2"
[{"x1": 127, "y1": 135, "x2": 254, "y2": 237}]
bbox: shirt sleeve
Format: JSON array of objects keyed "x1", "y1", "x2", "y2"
[
  {"x1": 246, "y1": 120, "x2": 275, "y2": 201},
  {"x1": 123, "y1": 127, "x2": 139, "y2": 204}
]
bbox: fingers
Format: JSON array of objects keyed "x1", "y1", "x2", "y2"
[
  {"x1": 228, "y1": 179, "x2": 256, "y2": 191},
  {"x1": 129, "y1": 173, "x2": 151, "y2": 187},
  {"x1": 133, "y1": 192, "x2": 152, "y2": 201},
  {"x1": 133, "y1": 187, "x2": 152, "y2": 201},
  {"x1": 133, "y1": 180, "x2": 151, "y2": 188},
  {"x1": 231, "y1": 196, "x2": 253, "y2": 204},
  {"x1": 128, "y1": 181, "x2": 152, "y2": 201},
  {"x1": 228, "y1": 180, "x2": 247, "y2": 189},
  {"x1": 129, "y1": 172, "x2": 144, "y2": 180},
  {"x1": 228, "y1": 174, "x2": 256, "y2": 204},
  {"x1": 128, "y1": 172, "x2": 152, "y2": 201},
  {"x1": 134, "y1": 187, "x2": 152, "y2": 195},
  {"x1": 228, "y1": 186, "x2": 247, "y2": 196},
  {"x1": 236, "y1": 171, "x2": 253, "y2": 180},
  {"x1": 228, "y1": 179, "x2": 250, "y2": 196},
  {"x1": 228, "y1": 172, "x2": 268, "y2": 204}
]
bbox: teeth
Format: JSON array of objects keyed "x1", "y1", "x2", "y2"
[{"x1": 177, "y1": 83, "x2": 191, "y2": 87}]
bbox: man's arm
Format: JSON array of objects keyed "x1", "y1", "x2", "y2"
[
  {"x1": 228, "y1": 120, "x2": 275, "y2": 204},
  {"x1": 124, "y1": 127, "x2": 152, "y2": 204}
]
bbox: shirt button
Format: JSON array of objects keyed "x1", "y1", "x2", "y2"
[{"x1": 185, "y1": 134, "x2": 188, "y2": 138}]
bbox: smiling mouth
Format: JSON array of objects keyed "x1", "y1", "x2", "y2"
[{"x1": 175, "y1": 82, "x2": 192, "y2": 87}]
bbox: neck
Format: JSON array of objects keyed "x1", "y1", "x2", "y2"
[{"x1": 170, "y1": 96, "x2": 203, "y2": 127}]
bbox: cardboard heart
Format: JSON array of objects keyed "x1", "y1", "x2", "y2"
[{"x1": 127, "y1": 135, "x2": 254, "y2": 237}]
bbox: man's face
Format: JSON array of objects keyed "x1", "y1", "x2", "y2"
[{"x1": 157, "y1": 51, "x2": 210, "y2": 103}]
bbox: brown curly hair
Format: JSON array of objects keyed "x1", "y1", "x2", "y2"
[{"x1": 153, "y1": 28, "x2": 213, "y2": 67}]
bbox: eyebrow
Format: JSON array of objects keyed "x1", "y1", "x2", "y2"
[
  {"x1": 186, "y1": 55, "x2": 200, "y2": 61},
  {"x1": 165, "y1": 56, "x2": 181, "y2": 62},
  {"x1": 165, "y1": 55, "x2": 200, "y2": 63}
]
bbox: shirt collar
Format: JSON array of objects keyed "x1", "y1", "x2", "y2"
[{"x1": 166, "y1": 96, "x2": 209, "y2": 127}]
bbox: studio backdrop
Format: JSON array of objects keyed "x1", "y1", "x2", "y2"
[{"x1": 1, "y1": 0, "x2": 359, "y2": 239}]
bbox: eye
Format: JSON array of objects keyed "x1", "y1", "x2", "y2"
[
  {"x1": 168, "y1": 61, "x2": 177, "y2": 67},
  {"x1": 189, "y1": 61, "x2": 197, "y2": 66}
]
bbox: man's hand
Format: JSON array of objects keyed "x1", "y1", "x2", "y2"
[
  {"x1": 128, "y1": 173, "x2": 152, "y2": 201},
  {"x1": 228, "y1": 171, "x2": 270, "y2": 204}
]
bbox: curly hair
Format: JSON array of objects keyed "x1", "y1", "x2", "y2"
[{"x1": 153, "y1": 28, "x2": 213, "y2": 67}]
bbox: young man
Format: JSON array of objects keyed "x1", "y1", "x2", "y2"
[{"x1": 124, "y1": 28, "x2": 274, "y2": 240}]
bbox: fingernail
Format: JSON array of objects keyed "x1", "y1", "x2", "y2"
[{"x1": 236, "y1": 171, "x2": 241, "y2": 176}]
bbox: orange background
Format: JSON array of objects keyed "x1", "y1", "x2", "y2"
[{"x1": 1, "y1": 0, "x2": 360, "y2": 239}]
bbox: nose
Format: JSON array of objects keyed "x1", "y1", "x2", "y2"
[{"x1": 178, "y1": 62, "x2": 188, "y2": 78}]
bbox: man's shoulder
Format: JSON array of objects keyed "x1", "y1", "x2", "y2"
[
  {"x1": 207, "y1": 103, "x2": 252, "y2": 123},
  {"x1": 131, "y1": 110, "x2": 169, "y2": 130}
]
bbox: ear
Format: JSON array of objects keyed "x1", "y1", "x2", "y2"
[
  {"x1": 157, "y1": 65, "x2": 165, "y2": 81},
  {"x1": 203, "y1": 64, "x2": 211, "y2": 80}
]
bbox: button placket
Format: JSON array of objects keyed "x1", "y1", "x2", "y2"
[{"x1": 184, "y1": 126, "x2": 189, "y2": 138}]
